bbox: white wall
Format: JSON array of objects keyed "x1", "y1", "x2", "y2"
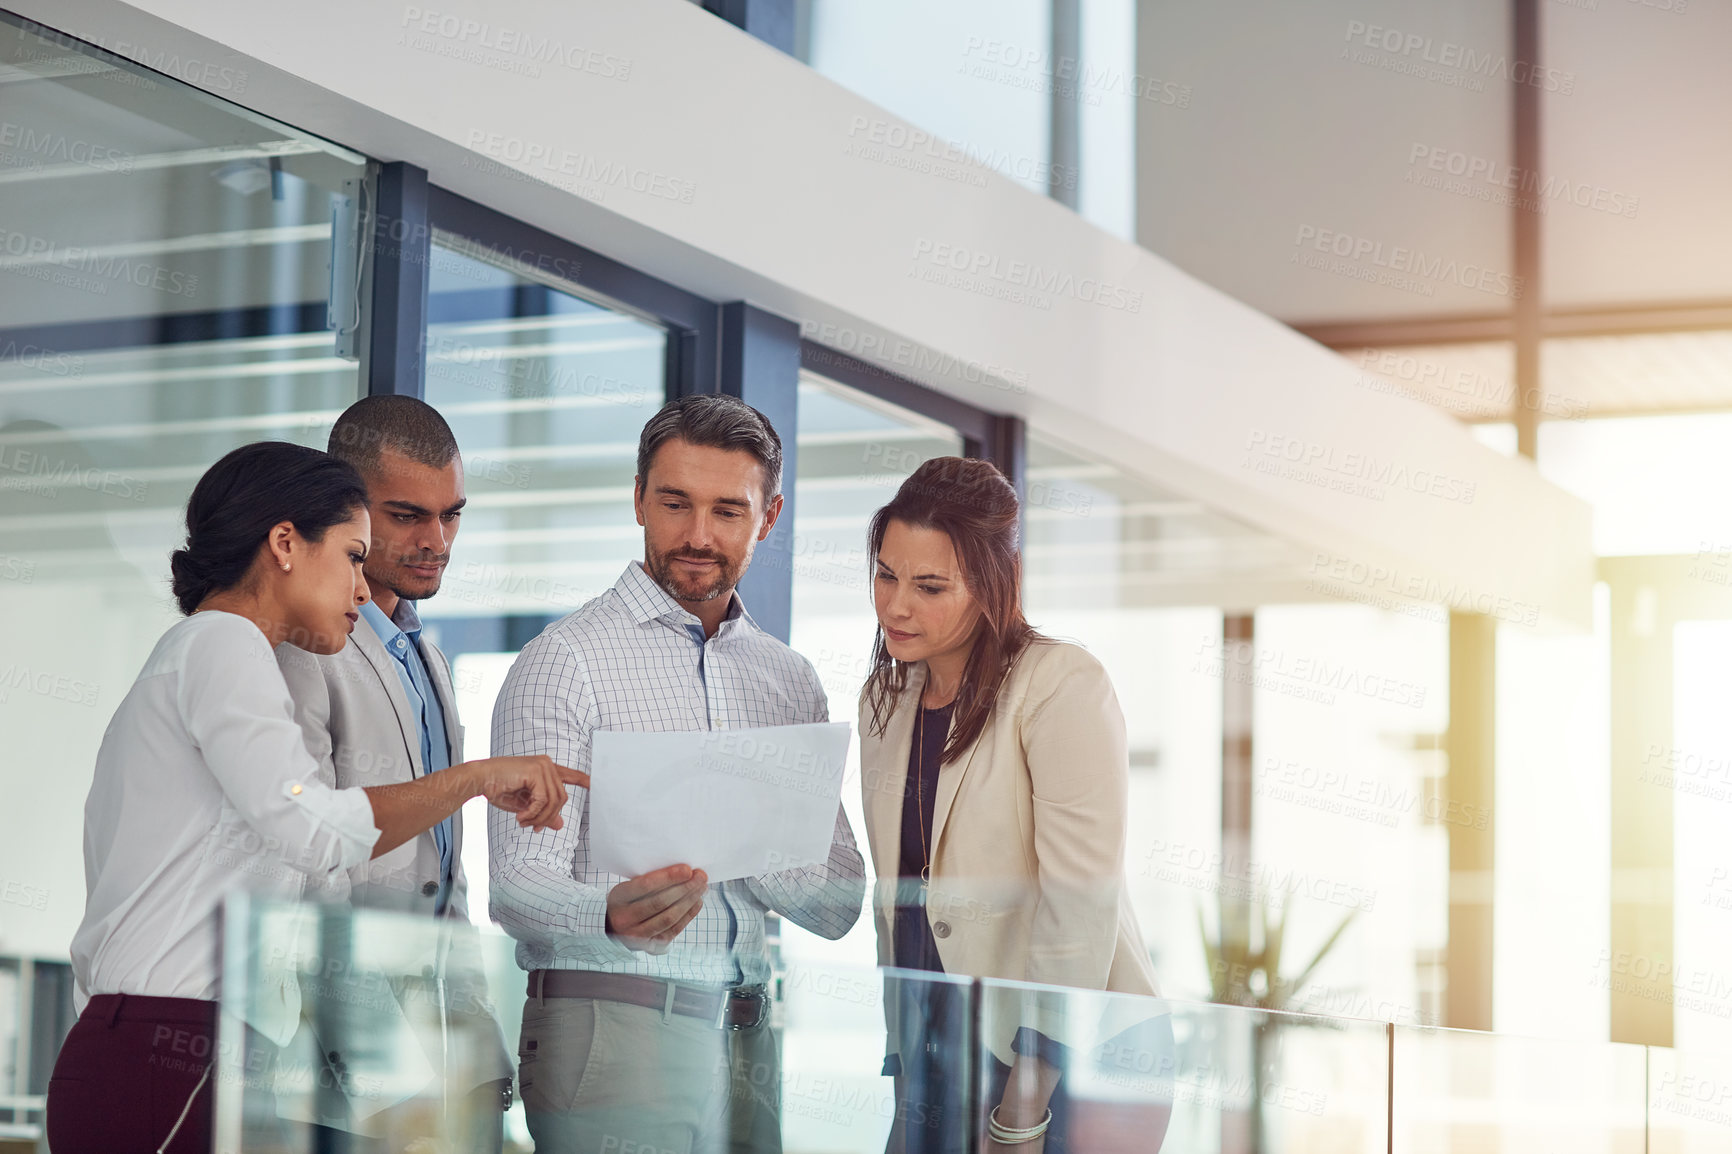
[
  {"x1": 1134, "y1": 0, "x2": 1732, "y2": 320},
  {"x1": 1137, "y1": 0, "x2": 1512, "y2": 324},
  {"x1": 13, "y1": 0, "x2": 1595, "y2": 626}
]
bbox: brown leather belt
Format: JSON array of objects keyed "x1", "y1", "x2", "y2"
[{"x1": 528, "y1": 969, "x2": 770, "y2": 1030}]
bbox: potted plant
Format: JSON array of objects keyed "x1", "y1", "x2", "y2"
[{"x1": 1196, "y1": 899, "x2": 1356, "y2": 1153}]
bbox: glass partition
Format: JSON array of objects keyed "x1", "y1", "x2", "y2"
[
  {"x1": 217, "y1": 898, "x2": 524, "y2": 1150},
  {"x1": 1648, "y1": 1047, "x2": 1732, "y2": 1150},
  {"x1": 804, "y1": 0, "x2": 1054, "y2": 197},
  {"x1": 219, "y1": 897, "x2": 1732, "y2": 1151},
  {"x1": 785, "y1": 373, "x2": 964, "y2": 974},
  {"x1": 976, "y1": 976, "x2": 1389, "y2": 1154},
  {"x1": 0, "y1": 17, "x2": 368, "y2": 1139},
  {"x1": 777, "y1": 961, "x2": 974, "y2": 1152},
  {"x1": 1021, "y1": 429, "x2": 1316, "y2": 1001},
  {"x1": 419, "y1": 231, "x2": 668, "y2": 630},
  {"x1": 408, "y1": 234, "x2": 669, "y2": 925},
  {"x1": 218, "y1": 899, "x2": 980, "y2": 1152},
  {"x1": 1392, "y1": 1023, "x2": 1647, "y2": 1153}
]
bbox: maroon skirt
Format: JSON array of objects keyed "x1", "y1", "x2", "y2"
[{"x1": 47, "y1": 993, "x2": 219, "y2": 1154}]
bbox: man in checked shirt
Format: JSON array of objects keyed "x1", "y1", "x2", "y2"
[{"x1": 490, "y1": 394, "x2": 866, "y2": 1153}]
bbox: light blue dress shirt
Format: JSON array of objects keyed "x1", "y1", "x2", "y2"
[{"x1": 360, "y1": 598, "x2": 455, "y2": 913}]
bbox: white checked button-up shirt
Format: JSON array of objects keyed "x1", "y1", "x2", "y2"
[{"x1": 489, "y1": 561, "x2": 865, "y2": 985}]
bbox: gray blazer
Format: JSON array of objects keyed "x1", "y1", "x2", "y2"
[
  {"x1": 276, "y1": 616, "x2": 512, "y2": 1102},
  {"x1": 277, "y1": 618, "x2": 467, "y2": 915}
]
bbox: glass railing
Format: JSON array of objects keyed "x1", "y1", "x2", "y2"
[
  {"x1": 1392, "y1": 1024, "x2": 1646, "y2": 1151},
  {"x1": 214, "y1": 897, "x2": 1732, "y2": 1152}
]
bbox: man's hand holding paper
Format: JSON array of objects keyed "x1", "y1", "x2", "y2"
[{"x1": 589, "y1": 722, "x2": 852, "y2": 882}]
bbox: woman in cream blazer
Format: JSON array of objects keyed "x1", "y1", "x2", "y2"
[{"x1": 858, "y1": 457, "x2": 1170, "y2": 1153}]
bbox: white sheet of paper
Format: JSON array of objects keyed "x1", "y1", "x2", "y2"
[{"x1": 588, "y1": 722, "x2": 852, "y2": 882}]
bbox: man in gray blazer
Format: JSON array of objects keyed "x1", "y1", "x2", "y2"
[{"x1": 277, "y1": 395, "x2": 513, "y2": 1150}]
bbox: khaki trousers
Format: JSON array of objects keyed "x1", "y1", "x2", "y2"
[{"x1": 518, "y1": 994, "x2": 781, "y2": 1154}]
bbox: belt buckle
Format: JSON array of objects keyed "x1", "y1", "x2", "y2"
[{"x1": 720, "y1": 986, "x2": 768, "y2": 1031}]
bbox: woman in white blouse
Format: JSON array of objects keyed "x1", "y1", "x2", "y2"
[{"x1": 45, "y1": 441, "x2": 584, "y2": 1154}]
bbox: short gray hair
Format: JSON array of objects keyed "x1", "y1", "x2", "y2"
[{"x1": 636, "y1": 395, "x2": 782, "y2": 500}]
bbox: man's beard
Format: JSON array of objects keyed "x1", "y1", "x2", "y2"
[
  {"x1": 374, "y1": 557, "x2": 446, "y2": 604},
  {"x1": 645, "y1": 543, "x2": 739, "y2": 604}
]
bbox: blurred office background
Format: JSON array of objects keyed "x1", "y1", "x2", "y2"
[{"x1": 0, "y1": 0, "x2": 1726, "y2": 1146}]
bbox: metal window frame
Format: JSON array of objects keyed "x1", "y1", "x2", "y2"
[
  {"x1": 797, "y1": 339, "x2": 1026, "y2": 565},
  {"x1": 426, "y1": 186, "x2": 720, "y2": 394},
  {"x1": 363, "y1": 161, "x2": 431, "y2": 397},
  {"x1": 684, "y1": 301, "x2": 804, "y2": 641},
  {"x1": 797, "y1": 340, "x2": 1025, "y2": 495},
  {"x1": 410, "y1": 186, "x2": 733, "y2": 647}
]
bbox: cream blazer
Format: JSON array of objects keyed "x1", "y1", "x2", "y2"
[{"x1": 859, "y1": 638, "x2": 1163, "y2": 1063}]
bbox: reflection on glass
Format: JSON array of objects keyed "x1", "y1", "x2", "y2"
[
  {"x1": 1648, "y1": 1048, "x2": 1732, "y2": 1148},
  {"x1": 1251, "y1": 604, "x2": 1447, "y2": 1030},
  {"x1": 219, "y1": 898, "x2": 1732, "y2": 1151},
  {"x1": 219, "y1": 898, "x2": 531, "y2": 1151},
  {"x1": 0, "y1": 17, "x2": 366, "y2": 1140},
  {"x1": 976, "y1": 979, "x2": 1393, "y2": 1154},
  {"x1": 778, "y1": 960, "x2": 971, "y2": 1152},
  {"x1": 806, "y1": 0, "x2": 1053, "y2": 196},
  {"x1": 1393, "y1": 1024, "x2": 1646, "y2": 1153},
  {"x1": 1672, "y1": 621, "x2": 1732, "y2": 1057},
  {"x1": 1022, "y1": 430, "x2": 1301, "y2": 1001},
  {"x1": 787, "y1": 374, "x2": 962, "y2": 973},
  {"x1": 414, "y1": 235, "x2": 669, "y2": 930},
  {"x1": 418, "y1": 234, "x2": 667, "y2": 628},
  {"x1": 223, "y1": 899, "x2": 1406, "y2": 1152}
]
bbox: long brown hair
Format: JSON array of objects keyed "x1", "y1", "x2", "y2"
[{"x1": 863, "y1": 456, "x2": 1039, "y2": 763}]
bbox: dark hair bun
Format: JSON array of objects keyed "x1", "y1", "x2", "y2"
[{"x1": 169, "y1": 547, "x2": 218, "y2": 616}]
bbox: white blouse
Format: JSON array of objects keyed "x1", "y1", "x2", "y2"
[{"x1": 70, "y1": 610, "x2": 380, "y2": 1013}]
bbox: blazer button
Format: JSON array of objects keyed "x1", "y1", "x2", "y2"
[
  {"x1": 933, "y1": 921, "x2": 952, "y2": 939},
  {"x1": 422, "y1": 881, "x2": 438, "y2": 897}
]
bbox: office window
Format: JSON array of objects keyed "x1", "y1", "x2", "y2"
[
  {"x1": 784, "y1": 373, "x2": 962, "y2": 968},
  {"x1": 417, "y1": 234, "x2": 667, "y2": 629},
  {"x1": 805, "y1": 0, "x2": 1052, "y2": 196},
  {"x1": 1494, "y1": 586, "x2": 1610, "y2": 1041},
  {"x1": 410, "y1": 233, "x2": 668, "y2": 922},
  {"x1": 1077, "y1": 0, "x2": 1136, "y2": 239},
  {"x1": 1251, "y1": 603, "x2": 1448, "y2": 1026},
  {"x1": 1021, "y1": 430, "x2": 1243, "y2": 996},
  {"x1": 0, "y1": 14, "x2": 368, "y2": 1132},
  {"x1": 1022, "y1": 430, "x2": 1449, "y2": 1013},
  {"x1": 0, "y1": 14, "x2": 365, "y2": 957},
  {"x1": 1537, "y1": 413, "x2": 1732, "y2": 556}
]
